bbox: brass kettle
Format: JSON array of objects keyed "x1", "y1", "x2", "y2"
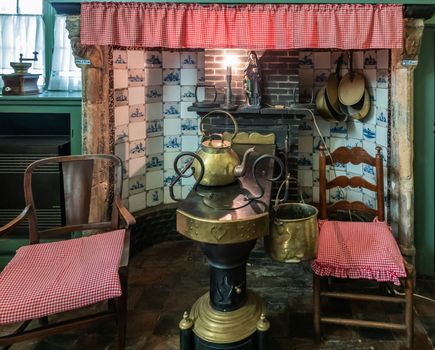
[{"x1": 193, "y1": 110, "x2": 255, "y2": 186}]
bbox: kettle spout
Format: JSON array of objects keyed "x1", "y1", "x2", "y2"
[{"x1": 234, "y1": 147, "x2": 256, "y2": 178}]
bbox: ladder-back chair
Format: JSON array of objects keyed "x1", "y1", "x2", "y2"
[
  {"x1": 0, "y1": 154, "x2": 135, "y2": 349},
  {"x1": 312, "y1": 145, "x2": 414, "y2": 349}
]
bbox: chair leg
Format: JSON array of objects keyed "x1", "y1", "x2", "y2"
[
  {"x1": 117, "y1": 267, "x2": 128, "y2": 350},
  {"x1": 405, "y1": 272, "x2": 414, "y2": 349},
  {"x1": 313, "y1": 273, "x2": 321, "y2": 342}
]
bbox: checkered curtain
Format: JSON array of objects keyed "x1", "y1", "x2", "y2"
[{"x1": 80, "y1": 3, "x2": 403, "y2": 50}]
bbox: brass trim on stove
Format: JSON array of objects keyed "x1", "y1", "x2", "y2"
[
  {"x1": 190, "y1": 291, "x2": 265, "y2": 343},
  {"x1": 176, "y1": 209, "x2": 269, "y2": 244}
]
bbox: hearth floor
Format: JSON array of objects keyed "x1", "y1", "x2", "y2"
[{"x1": 3, "y1": 240, "x2": 435, "y2": 350}]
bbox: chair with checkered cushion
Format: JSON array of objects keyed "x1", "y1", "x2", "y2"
[
  {"x1": 0, "y1": 154, "x2": 135, "y2": 349},
  {"x1": 311, "y1": 145, "x2": 414, "y2": 349}
]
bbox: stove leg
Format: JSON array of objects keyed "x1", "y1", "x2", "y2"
[
  {"x1": 179, "y1": 311, "x2": 194, "y2": 350},
  {"x1": 256, "y1": 313, "x2": 270, "y2": 350}
]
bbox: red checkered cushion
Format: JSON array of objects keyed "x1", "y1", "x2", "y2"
[
  {"x1": 0, "y1": 229, "x2": 125, "y2": 325},
  {"x1": 311, "y1": 220, "x2": 406, "y2": 285}
]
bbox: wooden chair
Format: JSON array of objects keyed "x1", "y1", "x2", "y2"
[
  {"x1": 0, "y1": 154, "x2": 135, "y2": 349},
  {"x1": 312, "y1": 145, "x2": 414, "y2": 349}
]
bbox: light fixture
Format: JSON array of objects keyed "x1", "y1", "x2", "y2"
[{"x1": 220, "y1": 54, "x2": 238, "y2": 110}]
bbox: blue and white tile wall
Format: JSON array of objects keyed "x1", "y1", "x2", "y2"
[
  {"x1": 113, "y1": 49, "x2": 204, "y2": 212},
  {"x1": 298, "y1": 50, "x2": 389, "y2": 211}
]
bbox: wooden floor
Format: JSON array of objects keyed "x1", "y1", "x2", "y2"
[{"x1": 2, "y1": 240, "x2": 435, "y2": 349}]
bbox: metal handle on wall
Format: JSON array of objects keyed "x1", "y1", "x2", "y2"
[{"x1": 249, "y1": 154, "x2": 284, "y2": 202}]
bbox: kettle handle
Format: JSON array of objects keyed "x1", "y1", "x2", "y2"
[{"x1": 199, "y1": 110, "x2": 239, "y2": 145}]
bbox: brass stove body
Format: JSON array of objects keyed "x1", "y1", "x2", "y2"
[{"x1": 176, "y1": 131, "x2": 276, "y2": 350}]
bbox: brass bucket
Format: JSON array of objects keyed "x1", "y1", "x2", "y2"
[{"x1": 265, "y1": 203, "x2": 318, "y2": 263}]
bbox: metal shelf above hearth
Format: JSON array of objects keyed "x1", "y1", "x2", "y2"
[{"x1": 187, "y1": 105, "x2": 316, "y2": 118}]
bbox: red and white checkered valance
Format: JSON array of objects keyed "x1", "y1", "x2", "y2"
[{"x1": 80, "y1": 3, "x2": 403, "y2": 50}]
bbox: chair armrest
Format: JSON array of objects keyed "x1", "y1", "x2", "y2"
[
  {"x1": 115, "y1": 196, "x2": 136, "y2": 228},
  {"x1": 0, "y1": 205, "x2": 31, "y2": 238}
]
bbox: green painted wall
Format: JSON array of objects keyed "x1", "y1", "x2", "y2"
[{"x1": 414, "y1": 24, "x2": 435, "y2": 276}]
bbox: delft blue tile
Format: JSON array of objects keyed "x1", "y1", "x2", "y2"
[
  {"x1": 298, "y1": 136, "x2": 313, "y2": 154},
  {"x1": 146, "y1": 170, "x2": 164, "y2": 190},
  {"x1": 362, "y1": 125, "x2": 376, "y2": 141},
  {"x1": 181, "y1": 135, "x2": 198, "y2": 152},
  {"x1": 376, "y1": 125, "x2": 388, "y2": 148},
  {"x1": 129, "y1": 157, "x2": 146, "y2": 177},
  {"x1": 332, "y1": 161, "x2": 347, "y2": 172},
  {"x1": 113, "y1": 50, "x2": 127, "y2": 68},
  {"x1": 362, "y1": 163, "x2": 376, "y2": 181},
  {"x1": 164, "y1": 151, "x2": 179, "y2": 170},
  {"x1": 313, "y1": 52, "x2": 331, "y2": 69},
  {"x1": 347, "y1": 189, "x2": 363, "y2": 202},
  {"x1": 130, "y1": 140, "x2": 146, "y2": 159},
  {"x1": 162, "y1": 51, "x2": 181, "y2": 69},
  {"x1": 163, "y1": 85, "x2": 181, "y2": 102},
  {"x1": 312, "y1": 153, "x2": 319, "y2": 171},
  {"x1": 180, "y1": 69, "x2": 198, "y2": 86},
  {"x1": 163, "y1": 118, "x2": 181, "y2": 136},
  {"x1": 145, "y1": 51, "x2": 162, "y2": 68},
  {"x1": 146, "y1": 136, "x2": 163, "y2": 155},
  {"x1": 368, "y1": 87, "x2": 376, "y2": 102},
  {"x1": 297, "y1": 153, "x2": 312, "y2": 169},
  {"x1": 147, "y1": 188, "x2": 163, "y2": 207},
  {"x1": 364, "y1": 50, "x2": 377, "y2": 68},
  {"x1": 348, "y1": 122, "x2": 363, "y2": 139},
  {"x1": 114, "y1": 69, "x2": 128, "y2": 89},
  {"x1": 129, "y1": 192, "x2": 146, "y2": 212},
  {"x1": 164, "y1": 185, "x2": 181, "y2": 204},
  {"x1": 314, "y1": 70, "x2": 329, "y2": 86},
  {"x1": 128, "y1": 50, "x2": 145, "y2": 69},
  {"x1": 181, "y1": 86, "x2": 196, "y2": 102},
  {"x1": 129, "y1": 121, "x2": 146, "y2": 141},
  {"x1": 362, "y1": 140, "x2": 377, "y2": 156},
  {"x1": 145, "y1": 68, "x2": 163, "y2": 86},
  {"x1": 312, "y1": 186, "x2": 320, "y2": 203},
  {"x1": 347, "y1": 162, "x2": 363, "y2": 175},
  {"x1": 129, "y1": 86, "x2": 145, "y2": 105},
  {"x1": 330, "y1": 123, "x2": 347, "y2": 137},
  {"x1": 145, "y1": 86, "x2": 163, "y2": 102},
  {"x1": 146, "y1": 153, "x2": 164, "y2": 172},
  {"x1": 163, "y1": 170, "x2": 177, "y2": 187},
  {"x1": 115, "y1": 125, "x2": 129, "y2": 144},
  {"x1": 298, "y1": 120, "x2": 313, "y2": 136},
  {"x1": 182, "y1": 174, "x2": 196, "y2": 186},
  {"x1": 128, "y1": 69, "x2": 145, "y2": 87},
  {"x1": 115, "y1": 142, "x2": 129, "y2": 162},
  {"x1": 163, "y1": 69, "x2": 180, "y2": 85},
  {"x1": 129, "y1": 175, "x2": 146, "y2": 195},
  {"x1": 164, "y1": 135, "x2": 181, "y2": 151},
  {"x1": 329, "y1": 187, "x2": 347, "y2": 202},
  {"x1": 115, "y1": 106, "x2": 129, "y2": 126},
  {"x1": 181, "y1": 52, "x2": 197, "y2": 68},
  {"x1": 363, "y1": 193, "x2": 376, "y2": 209},
  {"x1": 330, "y1": 137, "x2": 347, "y2": 151},
  {"x1": 181, "y1": 118, "x2": 198, "y2": 135},
  {"x1": 147, "y1": 120, "x2": 164, "y2": 137},
  {"x1": 376, "y1": 88, "x2": 389, "y2": 108},
  {"x1": 312, "y1": 171, "x2": 320, "y2": 186},
  {"x1": 114, "y1": 88, "x2": 128, "y2": 106},
  {"x1": 163, "y1": 102, "x2": 181, "y2": 118},
  {"x1": 376, "y1": 106, "x2": 388, "y2": 127},
  {"x1": 299, "y1": 52, "x2": 314, "y2": 68},
  {"x1": 129, "y1": 105, "x2": 145, "y2": 122},
  {"x1": 376, "y1": 70, "x2": 388, "y2": 89},
  {"x1": 197, "y1": 68, "x2": 205, "y2": 84},
  {"x1": 146, "y1": 102, "x2": 163, "y2": 121}
]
